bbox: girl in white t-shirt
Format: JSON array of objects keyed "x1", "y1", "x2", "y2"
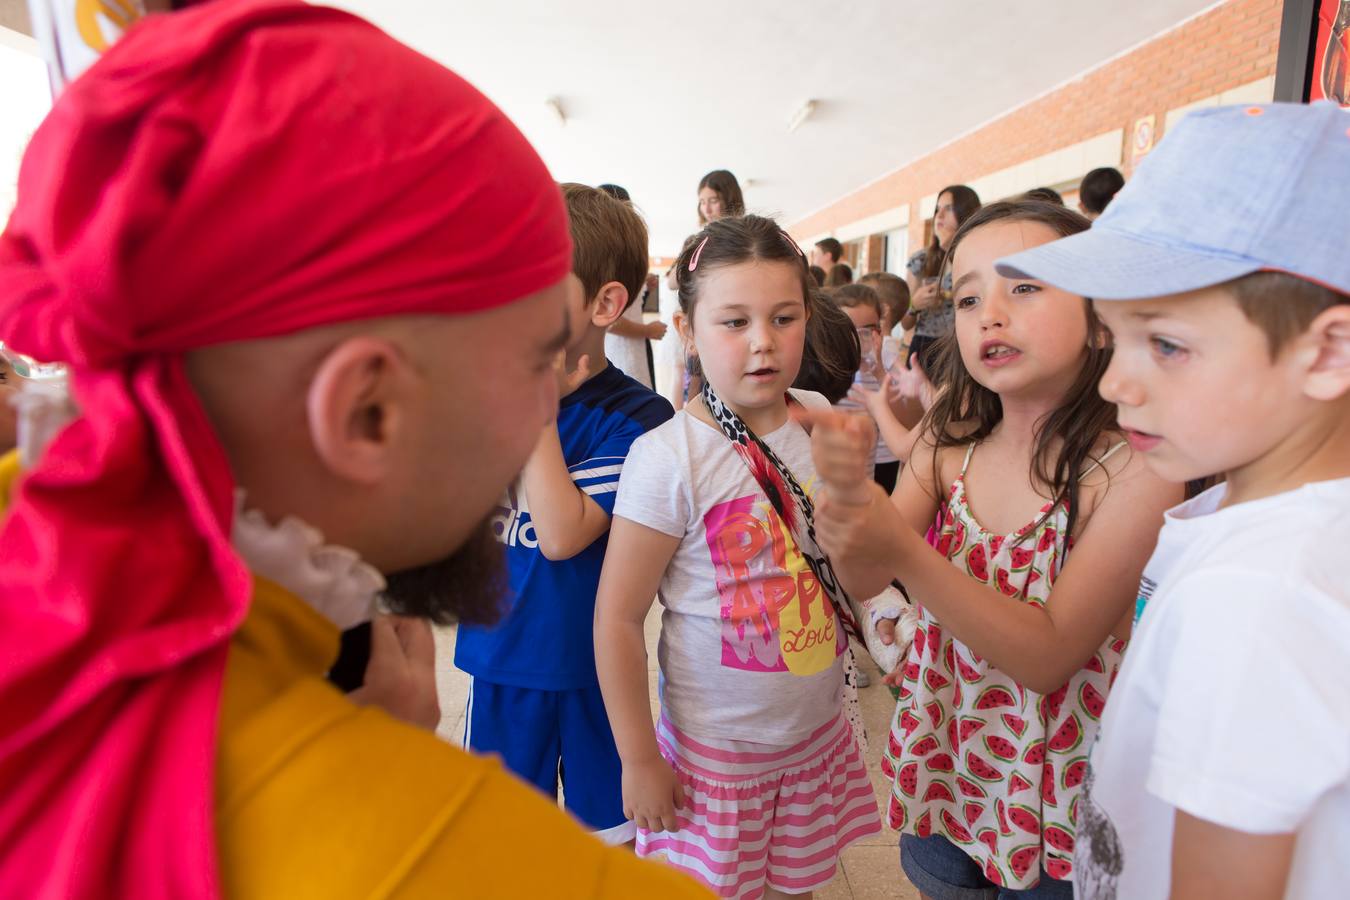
[
  {"x1": 799, "y1": 200, "x2": 1182, "y2": 897},
  {"x1": 595, "y1": 215, "x2": 881, "y2": 900}
]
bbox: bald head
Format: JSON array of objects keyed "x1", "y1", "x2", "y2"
[{"x1": 187, "y1": 278, "x2": 574, "y2": 581}]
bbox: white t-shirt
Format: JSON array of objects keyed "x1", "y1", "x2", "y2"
[
  {"x1": 612, "y1": 390, "x2": 845, "y2": 745},
  {"x1": 605, "y1": 299, "x2": 652, "y2": 389},
  {"x1": 655, "y1": 275, "x2": 684, "y2": 368},
  {"x1": 1076, "y1": 478, "x2": 1350, "y2": 900}
]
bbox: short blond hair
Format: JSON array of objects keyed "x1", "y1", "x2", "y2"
[{"x1": 560, "y1": 183, "x2": 649, "y2": 308}]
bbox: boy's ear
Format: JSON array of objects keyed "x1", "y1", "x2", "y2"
[
  {"x1": 1301, "y1": 304, "x2": 1350, "y2": 401},
  {"x1": 590, "y1": 281, "x2": 629, "y2": 329}
]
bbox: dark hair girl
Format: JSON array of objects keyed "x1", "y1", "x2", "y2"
[{"x1": 903, "y1": 185, "x2": 982, "y2": 371}]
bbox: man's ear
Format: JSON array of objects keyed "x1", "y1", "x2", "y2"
[
  {"x1": 590, "y1": 281, "x2": 629, "y2": 329},
  {"x1": 1301, "y1": 304, "x2": 1350, "y2": 402},
  {"x1": 306, "y1": 336, "x2": 408, "y2": 485}
]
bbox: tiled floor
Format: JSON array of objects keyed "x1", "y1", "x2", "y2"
[{"x1": 434, "y1": 609, "x2": 922, "y2": 899}]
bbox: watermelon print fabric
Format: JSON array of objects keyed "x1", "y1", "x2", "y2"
[{"x1": 881, "y1": 454, "x2": 1125, "y2": 890}]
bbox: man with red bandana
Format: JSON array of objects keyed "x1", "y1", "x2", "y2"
[{"x1": 0, "y1": 2, "x2": 707, "y2": 897}]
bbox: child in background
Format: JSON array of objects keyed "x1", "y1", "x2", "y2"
[
  {"x1": 791, "y1": 290, "x2": 881, "y2": 688},
  {"x1": 801, "y1": 200, "x2": 1180, "y2": 896},
  {"x1": 860, "y1": 271, "x2": 923, "y2": 433},
  {"x1": 595, "y1": 215, "x2": 881, "y2": 899},
  {"x1": 858, "y1": 271, "x2": 911, "y2": 341},
  {"x1": 599, "y1": 184, "x2": 666, "y2": 389},
  {"x1": 454, "y1": 183, "x2": 674, "y2": 845},
  {"x1": 826, "y1": 262, "x2": 854, "y2": 287},
  {"x1": 997, "y1": 102, "x2": 1350, "y2": 900},
  {"x1": 830, "y1": 283, "x2": 903, "y2": 493},
  {"x1": 797, "y1": 286, "x2": 912, "y2": 686},
  {"x1": 811, "y1": 237, "x2": 843, "y2": 270},
  {"x1": 793, "y1": 289, "x2": 861, "y2": 405},
  {"x1": 1076, "y1": 166, "x2": 1124, "y2": 220}
]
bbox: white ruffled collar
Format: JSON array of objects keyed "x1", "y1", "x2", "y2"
[{"x1": 231, "y1": 494, "x2": 385, "y2": 631}]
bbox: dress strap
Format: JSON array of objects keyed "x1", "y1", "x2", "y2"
[
  {"x1": 1078, "y1": 440, "x2": 1130, "y2": 482},
  {"x1": 960, "y1": 442, "x2": 977, "y2": 476}
]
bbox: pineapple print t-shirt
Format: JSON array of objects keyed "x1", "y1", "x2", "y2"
[
  {"x1": 881, "y1": 442, "x2": 1125, "y2": 890},
  {"x1": 612, "y1": 390, "x2": 847, "y2": 746}
]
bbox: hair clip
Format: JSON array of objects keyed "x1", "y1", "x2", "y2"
[
  {"x1": 688, "y1": 236, "x2": 710, "y2": 271},
  {"x1": 780, "y1": 230, "x2": 805, "y2": 257}
]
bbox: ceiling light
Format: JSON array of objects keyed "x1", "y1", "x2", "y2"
[{"x1": 787, "y1": 100, "x2": 817, "y2": 133}]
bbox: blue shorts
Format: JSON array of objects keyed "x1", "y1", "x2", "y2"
[
  {"x1": 900, "y1": 834, "x2": 1073, "y2": 900},
  {"x1": 464, "y1": 678, "x2": 632, "y2": 843}
]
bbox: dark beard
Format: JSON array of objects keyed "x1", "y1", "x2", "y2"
[{"x1": 382, "y1": 516, "x2": 506, "y2": 627}]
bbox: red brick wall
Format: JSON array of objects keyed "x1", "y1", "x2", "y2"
[{"x1": 791, "y1": 0, "x2": 1283, "y2": 256}]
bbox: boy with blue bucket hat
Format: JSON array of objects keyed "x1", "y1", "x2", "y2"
[{"x1": 997, "y1": 100, "x2": 1350, "y2": 899}]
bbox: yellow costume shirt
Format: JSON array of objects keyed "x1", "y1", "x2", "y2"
[{"x1": 0, "y1": 452, "x2": 708, "y2": 899}]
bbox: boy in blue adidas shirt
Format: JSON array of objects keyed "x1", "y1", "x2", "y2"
[{"x1": 455, "y1": 183, "x2": 673, "y2": 844}]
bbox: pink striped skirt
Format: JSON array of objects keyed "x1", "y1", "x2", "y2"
[{"x1": 636, "y1": 711, "x2": 882, "y2": 899}]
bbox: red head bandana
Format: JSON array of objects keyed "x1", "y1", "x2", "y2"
[{"x1": 0, "y1": 2, "x2": 571, "y2": 897}]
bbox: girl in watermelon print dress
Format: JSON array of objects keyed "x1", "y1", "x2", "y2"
[{"x1": 798, "y1": 200, "x2": 1183, "y2": 898}]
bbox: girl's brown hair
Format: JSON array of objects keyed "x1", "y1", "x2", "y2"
[
  {"x1": 696, "y1": 169, "x2": 746, "y2": 225},
  {"x1": 794, "y1": 290, "x2": 861, "y2": 404},
  {"x1": 675, "y1": 214, "x2": 816, "y2": 379},
  {"x1": 922, "y1": 184, "x2": 982, "y2": 278},
  {"x1": 825, "y1": 262, "x2": 853, "y2": 287},
  {"x1": 922, "y1": 199, "x2": 1115, "y2": 540}
]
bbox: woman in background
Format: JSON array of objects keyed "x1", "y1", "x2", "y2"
[{"x1": 901, "y1": 185, "x2": 980, "y2": 372}]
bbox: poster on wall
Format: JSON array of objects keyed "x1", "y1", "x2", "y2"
[
  {"x1": 26, "y1": 0, "x2": 150, "y2": 94},
  {"x1": 1276, "y1": 0, "x2": 1350, "y2": 105},
  {"x1": 1310, "y1": 0, "x2": 1349, "y2": 104},
  {"x1": 1130, "y1": 115, "x2": 1156, "y2": 166}
]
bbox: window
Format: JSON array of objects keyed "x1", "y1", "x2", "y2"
[{"x1": 882, "y1": 229, "x2": 908, "y2": 275}]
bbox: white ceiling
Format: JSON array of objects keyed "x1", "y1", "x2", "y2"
[{"x1": 334, "y1": 0, "x2": 1220, "y2": 257}]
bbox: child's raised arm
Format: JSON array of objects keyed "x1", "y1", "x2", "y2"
[
  {"x1": 594, "y1": 516, "x2": 684, "y2": 833},
  {"x1": 848, "y1": 373, "x2": 921, "y2": 464},
  {"x1": 886, "y1": 451, "x2": 1179, "y2": 692},
  {"x1": 802, "y1": 407, "x2": 942, "y2": 598},
  {"x1": 520, "y1": 424, "x2": 612, "y2": 560},
  {"x1": 805, "y1": 407, "x2": 1183, "y2": 694},
  {"x1": 519, "y1": 354, "x2": 611, "y2": 560}
]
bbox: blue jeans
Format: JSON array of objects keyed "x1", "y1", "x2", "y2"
[{"x1": 900, "y1": 834, "x2": 1074, "y2": 900}]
